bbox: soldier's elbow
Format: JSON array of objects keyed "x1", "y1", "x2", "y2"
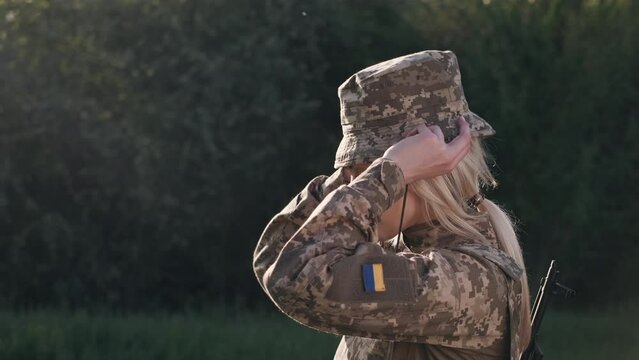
[
  {"x1": 263, "y1": 266, "x2": 304, "y2": 309},
  {"x1": 263, "y1": 265, "x2": 288, "y2": 296}
]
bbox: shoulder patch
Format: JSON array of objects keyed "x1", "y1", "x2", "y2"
[{"x1": 325, "y1": 248, "x2": 417, "y2": 303}]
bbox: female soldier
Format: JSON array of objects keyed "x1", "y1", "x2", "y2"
[{"x1": 253, "y1": 50, "x2": 531, "y2": 360}]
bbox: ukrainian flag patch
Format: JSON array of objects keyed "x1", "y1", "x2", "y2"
[{"x1": 362, "y1": 263, "x2": 386, "y2": 292}]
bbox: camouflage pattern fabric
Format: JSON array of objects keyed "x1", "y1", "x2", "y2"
[
  {"x1": 253, "y1": 158, "x2": 525, "y2": 359},
  {"x1": 335, "y1": 50, "x2": 495, "y2": 168},
  {"x1": 253, "y1": 166, "x2": 349, "y2": 295}
]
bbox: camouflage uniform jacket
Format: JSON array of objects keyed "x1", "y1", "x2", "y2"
[{"x1": 253, "y1": 158, "x2": 525, "y2": 360}]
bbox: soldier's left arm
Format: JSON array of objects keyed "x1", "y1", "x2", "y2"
[{"x1": 262, "y1": 157, "x2": 505, "y2": 343}]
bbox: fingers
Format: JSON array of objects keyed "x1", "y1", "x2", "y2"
[
  {"x1": 449, "y1": 138, "x2": 472, "y2": 167},
  {"x1": 443, "y1": 117, "x2": 471, "y2": 170},
  {"x1": 402, "y1": 128, "x2": 419, "y2": 138},
  {"x1": 447, "y1": 116, "x2": 471, "y2": 156},
  {"x1": 415, "y1": 124, "x2": 432, "y2": 135},
  {"x1": 458, "y1": 115, "x2": 471, "y2": 136},
  {"x1": 428, "y1": 126, "x2": 445, "y2": 141},
  {"x1": 404, "y1": 124, "x2": 444, "y2": 141},
  {"x1": 405, "y1": 118, "x2": 471, "y2": 173},
  {"x1": 385, "y1": 116, "x2": 474, "y2": 182}
]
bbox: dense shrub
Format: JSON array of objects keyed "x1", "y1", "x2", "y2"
[{"x1": 0, "y1": 0, "x2": 637, "y2": 309}]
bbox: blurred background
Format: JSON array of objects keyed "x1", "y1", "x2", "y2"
[{"x1": 0, "y1": 0, "x2": 638, "y2": 359}]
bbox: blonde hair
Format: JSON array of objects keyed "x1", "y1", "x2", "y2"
[{"x1": 409, "y1": 138, "x2": 531, "y2": 350}]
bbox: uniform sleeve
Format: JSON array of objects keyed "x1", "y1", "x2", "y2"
[
  {"x1": 253, "y1": 167, "x2": 348, "y2": 293},
  {"x1": 260, "y1": 157, "x2": 508, "y2": 345}
]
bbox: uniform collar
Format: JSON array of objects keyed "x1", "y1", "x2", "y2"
[{"x1": 400, "y1": 212, "x2": 500, "y2": 253}]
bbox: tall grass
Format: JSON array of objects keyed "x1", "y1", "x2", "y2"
[
  {"x1": 0, "y1": 306, "x2": 636, "y2": 359},
  {"x1": 0, "y1": 307, "x2": 339, "y2": 360}
]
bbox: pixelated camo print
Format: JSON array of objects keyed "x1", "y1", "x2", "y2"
[
  {"x1": 335, "y1": 50, "x2": 495, "y2": 168},
  {"x1": 254, "y1": 158, "x2": 524, "y2": 360}
]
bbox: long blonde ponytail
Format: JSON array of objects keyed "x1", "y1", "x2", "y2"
[
  {"x1": 408, "y1": 138, "x2": 531, "y2": 351},
  {"x1": 482, "y1": 198, "x2": 531, "y2": 350}
]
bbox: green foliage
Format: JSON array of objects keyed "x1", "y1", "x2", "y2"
[
  {"x1": 0, "y1": 307, "x2": 637, "y2": 359},
  {"x1": 0, "y1": 0, "x2": 333, "y2": 309},
  {"x1": 0, "y1": 0, "x2": 637, "y2": 309}
]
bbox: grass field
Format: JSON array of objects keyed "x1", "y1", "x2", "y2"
[{"x1": 0, "y1": 305, "x2": 637, "y2": 359}]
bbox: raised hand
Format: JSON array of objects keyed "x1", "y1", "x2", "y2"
[{"x1": 382, "y1": 116, "x2": 472, "y2": 184}]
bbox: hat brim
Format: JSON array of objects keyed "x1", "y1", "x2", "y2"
[{"x1": 333, "y1": 111, "x2": 495, "y2": 169}]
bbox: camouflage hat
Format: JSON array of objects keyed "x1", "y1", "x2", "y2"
[{"x1": 334, "y1": 50, "x2": 495, "y2": 168}]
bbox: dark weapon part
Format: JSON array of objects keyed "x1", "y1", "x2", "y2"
[
  {"x1": 520, "y1": 260, "x2": 576, "y2": 360},
  {"x1": 394, "y1": 185, "x2": 409, "y2": 252}
]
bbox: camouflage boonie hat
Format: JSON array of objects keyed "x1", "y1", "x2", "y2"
[{"x1": 334, "y1": 50, "x2": 495, "y2": 168}]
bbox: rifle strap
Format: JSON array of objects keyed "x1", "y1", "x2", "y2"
[
  {"x1": 393, "y1": 185, "x2": 409, "y2": 252},
  {"x1": 451, "y1": 242, "x2": 524, "y2": 360}
]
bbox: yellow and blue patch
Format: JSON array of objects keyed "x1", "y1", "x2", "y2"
[{"x1": 362, "y1": 263, "x2": 386, "y2": 292}]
